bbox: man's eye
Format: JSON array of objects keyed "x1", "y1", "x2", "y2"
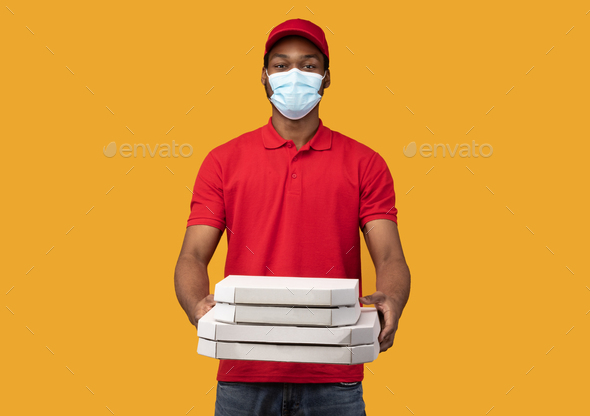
[
  {"x1": 304, "y1": 65, "x2": 315, "y2": 69},
  {"x1": 275, "y1": 64, "x2": 286, "y2": 69}
]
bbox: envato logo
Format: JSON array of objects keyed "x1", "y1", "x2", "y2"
[
  {"x1": 403, "y1": 141, "x2": 493, "y2": 158},
  {"x1": 103, "y1": 141, "x2": 193, "y2": 158}
]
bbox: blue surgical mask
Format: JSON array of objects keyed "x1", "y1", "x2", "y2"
[{"x1": 266, "y1": 68, "x2": 327, "y2": 120}]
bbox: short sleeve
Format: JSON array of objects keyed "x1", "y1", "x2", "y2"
[
  {"x1": 359, "y1": 152, "x2": 398, "y2": 230},
  {"x1": 187, "y1": 151, "x2": 226, "y2": 232}
]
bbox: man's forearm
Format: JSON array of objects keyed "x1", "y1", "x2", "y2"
[
  {"x1": 174, "y1": 254, "x2": 210, "y2": 324},
  {"x1": 375, "y1": 258, "x2": 411, "y2": 317}
]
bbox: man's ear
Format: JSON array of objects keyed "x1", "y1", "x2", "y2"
[
  {"x1": 261, "y1": 66, "x2": 268, "y2": 86},
  {"x1": 319, "y1": 69, "x2": 330, "y2": 96}
]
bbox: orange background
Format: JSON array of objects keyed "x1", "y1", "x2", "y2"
[{"x1": 2, "y1": 1, "x2": 589, "y2": 415}]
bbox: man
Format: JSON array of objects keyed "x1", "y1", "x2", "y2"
[{"x1": 174, "y1": 18, "x2": 411, "y2": 416}]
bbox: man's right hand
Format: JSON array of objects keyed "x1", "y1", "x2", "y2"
[{"x1": 192, "y1": 294, "x2": 217, "y2": 328}]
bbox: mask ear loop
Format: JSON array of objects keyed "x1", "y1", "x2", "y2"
[
  {"x1": 318, "y1": 70, "x2": 327, "y2": 92},
  {"x1": 265, "y1": 68, "x2": 273, "y2": 102}
]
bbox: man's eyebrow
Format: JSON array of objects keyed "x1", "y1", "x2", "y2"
[{"x1": 270, "y1": 53, "x2": 321, "y2": 60}]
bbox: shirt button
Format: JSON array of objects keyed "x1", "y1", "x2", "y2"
[
  {"x1": 292, "y1": 173, "x2": 297, "y2": 179},
  {"x1": 293, "y1": 156, "x2": 298, "y2": 161},
  {"x1": 287, "y1": 142, "x2": 292, "y2": 148}
]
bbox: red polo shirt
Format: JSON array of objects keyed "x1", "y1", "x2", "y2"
[{"x1": 187, "y1": 116, "x2": 398, "y2": 383}]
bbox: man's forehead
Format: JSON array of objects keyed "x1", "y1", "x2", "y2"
[{"x1": 269, "y1": 52, "x2": 321, "y2": 60}]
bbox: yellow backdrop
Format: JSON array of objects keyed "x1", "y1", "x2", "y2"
[{"x1": 2, "y1": 1, "x2": 589, "y2": 415}]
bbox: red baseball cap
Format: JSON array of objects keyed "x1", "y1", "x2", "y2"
[{"x1": 264, "y1": 18, "x2": 329, "y2": 60}]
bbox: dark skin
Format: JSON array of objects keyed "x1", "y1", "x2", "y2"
[
  {"x1": 175, "y1": 35, "x2": 410, "y2": 355},
  {"x1": 261, "y1": 35, "x2": 331, "y2": 151},
  {"x1": 359, "y1": 219, "x2": 410, "y2": 353}
]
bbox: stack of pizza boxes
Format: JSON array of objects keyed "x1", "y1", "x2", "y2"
[{"x1": 197, "y1": 275, "x2": 380, "y2": 365}]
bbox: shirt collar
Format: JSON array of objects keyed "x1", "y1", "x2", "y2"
[{"x1": 262, "y1": 116, "x2": 332, "y2": 151}]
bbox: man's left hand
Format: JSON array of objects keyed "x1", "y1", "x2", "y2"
[{"x1": 359, "y1": 291, "x2": 400, "y2": 353}]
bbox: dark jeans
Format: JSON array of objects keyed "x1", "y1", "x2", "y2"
[{"x1": 215, "y1": 380, "x2": 367, "y2": 416}]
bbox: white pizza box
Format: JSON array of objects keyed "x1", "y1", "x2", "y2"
[
  {"x1": 214, "y1": 301, "x2": 361, "y2": 327},
  {"x1": 213, "y1": 275, "x2": 359, "y2": 307},
  {"x1": 197, "y1": 337, "x2": 379, "y2": 365},
  {"x1": 198, "y1": 305, "x2": 379, "y2": 346}
]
